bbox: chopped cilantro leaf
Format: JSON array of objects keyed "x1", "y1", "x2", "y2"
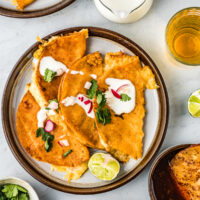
[
  {"x1": 15, "y1": 186, "x2": 27, "y2": 194},
  {"x1": 45, "y1": 139, "x2": 53, "y2": 152},
  {"x1": 36, "y1": 128, "x2": 43, "y2": 137},
  {"x1": 87, "y1": 80, "x2": 98, "y2": 99},
  {"x1": 0, "y1": 191, "x2": 6, "y2": 200},
  {"x1": 96, "y1": 90, "x2": 106, "y2": 108},
  {"x1": 0, "y1": 184, "x2": 29, "y2": 200},
  {"x1": 96, "y1": 107, "x2": 111, "y2": 125},
  {"x1": 45, "y1": 107, "x2": 51, "y2": 110},
  {"x1": 2, "y1": 185, "x2": 18, "y2": 198},
  {"x1": 97, "y1": 92, "x2": 102, "y2": 104},
  {"x1": 44, "y1": 68, "x2": 57, "y2": 83},
  {"x1": 18, "y1": 193, "x2": 29, "y2": 200},
  {"x1": 63, "y1": 150, "x2": 73, "y2": 158},
  {"x1": 48, "y1": 99, "x2": 58, "y2": 104},
  {"x1": 36, "y1": 128, "x2": 54, "y2": 152},
  {"x1": 121, "y1": 94, "x2": 131, "y2": 101}
]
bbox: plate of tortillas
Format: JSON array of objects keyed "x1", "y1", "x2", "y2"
[{"x1": 2, "y1": 27, "x2": 169, "y2": 194}]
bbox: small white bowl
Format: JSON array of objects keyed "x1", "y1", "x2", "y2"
[{"x1": 0, "y1": 177, "x2": 39, "y2": 200}]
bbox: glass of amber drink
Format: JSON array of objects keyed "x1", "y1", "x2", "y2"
[{"x1": 166, "y1": 7, "x2": 200, "y2": 65}]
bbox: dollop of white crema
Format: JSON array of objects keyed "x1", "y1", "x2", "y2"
[
  {"x1": 62, "y1": 94, "x2": 95, "y2": 118},
  {"x1": 105, "y1": 78, "x2": 135, "y2": 115},
  {"x1": 39, "y1": 56, "x2": 69, "y2": 76}
]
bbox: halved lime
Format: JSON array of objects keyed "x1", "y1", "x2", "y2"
[
  {"x1": 88, "y1": 153, "x2": 120, "y2": 181},
  {"x1": 188, "y1": 89, "x2": 200, "y2": 117}
]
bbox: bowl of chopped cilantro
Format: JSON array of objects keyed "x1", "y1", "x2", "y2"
[{"x1": 0, "y1": 177, "x2": 39, "y2": 200}]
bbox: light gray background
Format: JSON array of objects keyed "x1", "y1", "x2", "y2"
[{"x1": 0, "y1": 0, "x2": 200, "y2": 199}]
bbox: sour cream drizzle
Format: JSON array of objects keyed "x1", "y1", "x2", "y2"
[
  {"x1": 105, "y1": 78, "x2": 135, "y2": 115},
  {"x1": 37, "y1": 108, "x2": 57, "y2": 128},
  {"x1": 37, "y1": 100, "x2": 58, "y2": 127},
  {"x1": 70, "y1": 70, "x2": 84, "y2": 75},
  {"x1": 90, "y1": 74, "x2": 97, "y2": 79},
  {"x1": 37, "y1": 56, "x2": 98, "y2": 79},
  {"x1": 62, "y1": 94, "x2": 95, "y2": 118}
]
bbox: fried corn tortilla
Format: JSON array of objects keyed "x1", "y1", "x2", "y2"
[
  {"x1": 95, "y1": 52, "x2": 158, "y2": 159},
  {"x1": 17, "y1": 91, "x2": 89, "y2": 168},
  {"x1": 12, "y1": 0, "x2": 35, "y2": 10},
  {"x1": 170, "y1": 145, "x2": 200, "y2": 200},
  {"x1": 30, "y1": 29, "x2": 88, "y2": 108},
  {"x1": 59, "y1": 52, "x2": 104, "y2": 149}
]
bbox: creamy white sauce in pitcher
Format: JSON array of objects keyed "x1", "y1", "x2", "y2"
[
  {"x1": 102, "y1": 0, "x2": 145, "y2": 17},
  {"x1": 94, "y1": 0, "x2": 153, "y2": 23}
]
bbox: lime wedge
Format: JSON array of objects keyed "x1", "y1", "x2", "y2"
[
  {"x1": 88, "y1": 153, "x2": 120, "y2": 181},
  {"x1": 188, "y1": 89, "x2": 200, "y2": 117}
]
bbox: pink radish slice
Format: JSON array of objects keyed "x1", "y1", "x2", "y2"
[
  {"x1": 44, "y1": 120, "x2": 55, "y2": 132},
  {"x1": 116, "y1": 84, "x2": 129, "y2": 93},
  {"x1": 111, "y1": 89, "x2": 121, "y2": 99},
  {"x1": 84, "y1": 100, "x2": 91, "y2": 105},
  {"x1": 58, "y1": 141, "x2": 63, "y2": 147},
  {"x1": 88, "y1": 102, "x2": 93, "y2": 113},
  {"x1": 78, "y1": 97, "x2": 84, "y2": 102}
]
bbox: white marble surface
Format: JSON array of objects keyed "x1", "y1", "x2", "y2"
[{"x1": 0, "y1": 0, "x2": 200, "y2": 199}]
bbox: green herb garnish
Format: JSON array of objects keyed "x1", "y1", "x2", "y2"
[
  {"x1": 45, "y1": 107, "x2": 51, "y2": 110},
  {"x1": 44, "y1": 68, "x2": 57, "y2": 83},
  {"x1": 96, "y1": 90, "x2": 106, "y2": 108},
  {"x1": 36, "y1": 128, "x2": 54, "y2": 152},
  {"x1": 48, "y1": 99, "x2": 59, "y2": 112},
  {"x1": 63, "y1": 150, "x2": 73, "y2": 158},
  {"x1": 0, "y1": 184, "x2": 29, "y2": 200},
  {"x1": 48, "y1": 99, "x2": 58, "y2": 104},
  {"x1": 45, "y1": 138, "x2": 53, "y2": 152},
  {"x1": 96, "y1": 107, "x2": 111, "y2": 125},
  {"x1": 87, "y1": 80, "x2": 98, "y2": 99},
  {"x1": 36, "y1": 127, "x2": 43, "y2": 137},
  {"x1": 86, "y1": 80, "x2": 111, "y2": 125},
  {"x1": 120, "y1": 94, "x2": 131, "y2": 101}
]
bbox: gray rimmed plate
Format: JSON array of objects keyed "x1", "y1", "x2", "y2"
[
  {"x1": 0, "y1": 0, "x2": 75, "y2": 18},
  {"x1": 1, "y1": 27, "x2": 169, "y2": 194}
]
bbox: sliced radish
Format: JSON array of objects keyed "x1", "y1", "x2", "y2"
[
  {"x1": 84, "y1": 100, "x2": 91, "y2": 105},
  {"x1": 58, "y1": 139, "x2": 69, "y2": 147},
  {"x1": 58, "y1": 140, "x2": 63, "y2": 147},
  {"x1": 78, "y1": 96, "x2": 84, "y2": 102},
  {"x1": 116, "y1": 84, "x2": 129, "y2": 93},
  {"x1": 88, "y1": 102, "x2": 93, "y2": 114},
  {"x1": 44, "y1": 120, "x2": 55, "y2": 132},
  {"x1": 111, "y1": 89, "x2": 121, "y2": 99}
]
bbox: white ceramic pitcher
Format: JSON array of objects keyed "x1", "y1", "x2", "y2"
[{"x1": 94, "y1": 0, "x2": 153, "y2": 23}]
